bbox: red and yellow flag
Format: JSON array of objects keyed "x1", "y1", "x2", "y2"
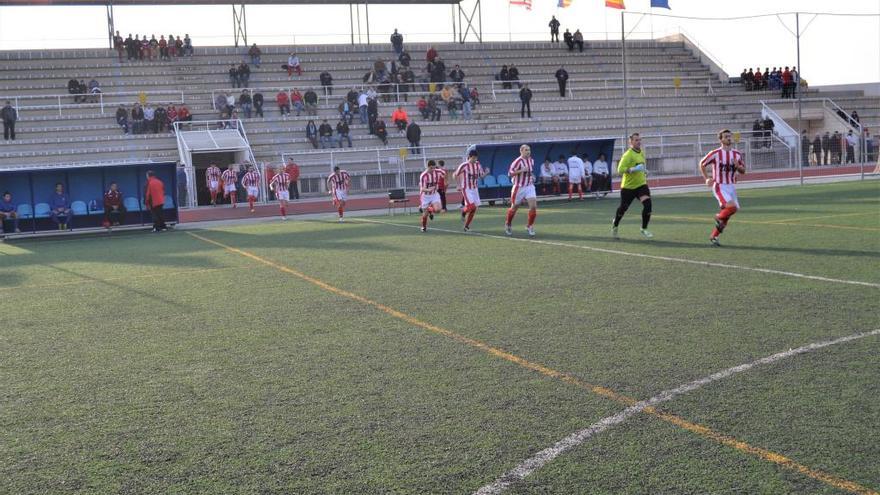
[{"x1": 605, "y1": 0, "x2": 625, "y2": 8}]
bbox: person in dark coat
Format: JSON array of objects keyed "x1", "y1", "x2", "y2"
[
  {"x1": 555, "y1": 66, "x2": 569, "y2": 97},
  {"x1": 519, "y1": 84, "x2": 532, "y2": 119},
  {"x1": 305, "y1": 120, "x2": 319, "y2": 149},
  {"x1": 2, "y1": 100, "x2": 18, "y2": 141},
  {"x1": 406, "y1": 121, "x2": 421, "y2": 155}
]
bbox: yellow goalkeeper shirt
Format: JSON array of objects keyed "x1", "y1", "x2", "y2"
[{"x1": 618, "y1": 148, "x2": 647, "y2": 190}]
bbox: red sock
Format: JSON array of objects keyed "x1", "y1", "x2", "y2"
[
  {"x1": 421, "y1": 215, "x2": 428, "y2": 228},
  {"x1": 280, "y1": 206, "x2": 286, "y2": 216},
  {"x1": 465, "y1": 209, "x2": 476, "y2": 228},
  {"x1": 427, "y1": 206, "x2": 435, "y2": 215},
  {"x1": 248, "y1": 196, "x2": 255, "y2": 209},
  {"x1": 506, "y1": 208, "x2": 516, "y2": 225},
  {"x1": 711, "y1": 227, "x2": 721, "y2": 237},
  {"x1": 568, "y1": 184, "x2": 573, "y2": 199},
  {"x1": 718, "y1": 206, "x2": 737, "y2": 222},
  {"x1": 578, "y1": 186, "x2": 583, "y2": 199},
  {"x1": 230, "y1": 192, "x2": 237, "y2": 206},
  {"x1": 527, "y1": 209, "x2": 537, "y2": 227}
]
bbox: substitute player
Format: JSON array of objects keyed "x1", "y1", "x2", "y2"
[
  {"x1": 327, "y1": 166, "x2": 350, "y2": 222},
  {"x1": 566, "y1": 152, "x2": 586, "y2": 201},
  {"x1": 612, "y1": 133, "x2": 653, "y2": 239},
  {"x1": 505, "y1": 144, "x2": 537, "y2": 237},
  {"x1": 418, "y1": 160, "x2": 443, "y2": 232},
  {"x1": 268, "y1": 165, "x2": 291, "y2": 220},
  {"x1": 220, "y1": 163, "x2": 239, "y2": 207},
  {"x1": 205, "y1": 163, "x2": 221, "y2": 206},
  {"x1": 241, "y1": 164, "x2": 261, "y2": 213},
  {"x1": 454, "y1": 149, "x2": 486, "y2": 232},
  {"x1": 699, "y1": 129, "x2": 746, "y2": 246}
]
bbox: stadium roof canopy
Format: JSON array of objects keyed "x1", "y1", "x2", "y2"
[{"x1": 0, "y1": 0, "x2": 479, "y2": 47}]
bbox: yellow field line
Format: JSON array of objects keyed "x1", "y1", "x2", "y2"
[
  {"x1": 0, "y1": 266, "x2": 243, "y2": 292},
  {"x1": 185, "y1": 231, "x2": 878, "y2": 495}
]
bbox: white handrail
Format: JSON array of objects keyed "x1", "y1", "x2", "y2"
[
  {"x1": 760, "y1": 100, "x2": 798, "y2": 149},
  {"x1": 1, "y1": 90, "x2": 186, "y2": 116}
]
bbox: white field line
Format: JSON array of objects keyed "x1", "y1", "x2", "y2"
[
  {"x1": 357, "y1": 218, "x2": 880, "y2": 289},
  {"x1": 474, "y1": 328, "x2": 880, "y2": 495}
]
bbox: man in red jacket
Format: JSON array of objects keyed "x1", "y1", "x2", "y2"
[{"x1": 144, "y1": 170, "x2": 167, "y2": 232}]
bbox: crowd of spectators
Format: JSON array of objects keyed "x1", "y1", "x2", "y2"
[
  {"x1": 116, "y1": 102, "x2": 191, "y2": 134},
  {"x1": 113, "y1": 31, "x2": 193, "y2": 62},
  {"x1": 739, "y1": 66, "x2": 800, "y2": 98},
  {"x1": 67, "y1": 78, "x2": 102, "y2": 103}
]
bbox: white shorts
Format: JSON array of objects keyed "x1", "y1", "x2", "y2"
[
  {"x1": 208, "y1": 180, "x2": 219, "y2": 191},
  {"x1": 712, "y1": 183, "x2": 740, "y2": 209},
  {"x1": 224, "y1": 184, "x2": 237, "y2": 194},
  {"x1": 332, "y1": 189, "x2": 348, "y2": 203},
  {"x1": 276, "y1": 190, "x2": 289, "y2": 201},
  {"x1": 420, "y1": 192, "x2": 441, "y2": 209},
  {"x1": 568, "y1": 174, "x2": 583, "y2": 184},
  {"x1": 511, "y1": 184, "x2": 537, "y2": 205},
  {"x1": 462, "y1": 188, "x2": 481, "y2": 208},
  {"x1": 246, "y1": 186, "x2": 259, "y2": 198}
]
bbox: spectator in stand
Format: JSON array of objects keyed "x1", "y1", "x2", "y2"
[
  {"x1": 336, "y1": 119, "x2": 352, "y2": 148},
  {"x1": 130, "y1": 103, "x2": 144, "y2": 134},
  {"x1": 338, "y1": 99, "x2": 353, "y2": 125},
  {"x1": 253, "y1": 92, "x2": 264, "y2": 118},
  {"x1": 519, "y1": 84, "x2": 532, "y2": 119},
  {"x1": 427, "y1": 94, "x2": 442, "y2": 121},
  {"x1": 318, "y1": 119, "x2": 334, "y2": 148},
  {"x1": 781, "y1": 67, "x2": 793, "y2": 98},
  {"x1": 470, "y1": 86, "x2": 480, "y2": 108},
  {"x1": 248, "y1": 43, "x2": 261, "y2": 67},
  {"x1": 762, "y1": 117, "x2": 774, "y2": 148},
  {"x1": 154, "y1": 105, "x2": 167, "y2": 133},
  {"x1": 113, "y1": 31, "x2": 125, "y2": 62},
  {"x1": 238, "y1": 62, "x2": 251, "y2": 88},
  {"x1": 459, "y1": 85, "x2": 473, "y2": 120},
  {"x1": 399, "y1": 68, "x2": 414, "y2": 101},
  {"x1": 762, "y1": 68, "x2": 770, "y2": 89},
  {"x1": 49, "y1": 183, "x2": 73, "y2": 230},
  {"x1": 103, "y1": 182, "x2": 126, "y2": 227},
  {"x1": 287, "y1": 53, "x2": 302, "y2": 77},
  {"x1": 822, "y1": 131, "x2": 832, "y2": 165},
  {"x1": 239, "y1": 90, "x2": 252, "y2": 118},
  {"x1": 549, "y1": 16, "x2": 560, "y2": 42},
  {"x1": 398, "y1": 50, "x2": 412, "y2": 68},
  {"x1": 499, "y1": 65, "x2": 511, "y2": 90},
  {"x1": 131, "y1": 35, "x2": 141, "y2": 59},
  {"x1": 449, "y1": 65, "x2": 465, "y2": 83},
  {"x1": 143, "y1": 104, "x2": 155, "y2": 133},
  {"x1": 2, "y1": 101, "x2": 17, "y2": 141},
  {"x1": 357, "y1": 90, "x2": 369, "y2": 124},
  {"x1": 320, "y1": 71, "x2": 334, "y2": 96},
  {"x1": 555, "y1": 65, "x2": 569, "y2": 97},
  {"x1": 573, "y1": 30, "x2": 584, "y2": 52},
  {"x1": 812, "y1": 133, "x2": 823, "y2": 165},
  {"x1": 563, "y1": 29, "x2": 574, "y2": 51},
  {"x1": 508, "y1": 64, "x2": 521, "y2": 88},
  {"x1": 592, "y1": 153, "x2": 610, "y2": 197},
  {"x1": 304, "y1": 90, "x2": 318, "y2": 116},
  {"x1": 801, "y1": 130, "x2": 810, "y2": 166},
  {"x1": 416, "y1": 96, "x2": 429, "y2": 119},
  {"x1": 229, "y1": 65, "x2": 240, "y2": 88},
  {"x1": 791, "y1": 67, "x2": 799, "y2": 97},
  {"x1": 831, "y1": 130, "x2": 842, "y2": 164},
  {"x1": 426, "y1": 46, "x2": 438, "y2": 64},
  {"x1": 140, "y1": 36, "x2": 149, "y2": 60},
  {"x1": 367, "y1": 96, "x2": 379, "y2": 134},
  {"x1": 291, "y1": 89, "x2": 305, "y2": 116},
  {"x1": 753, "y1": 69, "x2": 763, "y2": 91},
  {"x1": 177, "y1": 105, "x2": 191, "y2": 122},
  {"x1": 144, "y1": 171, "x2": 167, "y2": 232},
  {"x1": 406, "y1": 121, "x2": 421, "y2": 155},
  {"x1": 149, "y1": 35, "x2": 159, "y2": 60},
  {"x1": 391, "y1": 29, "x2": 404, "y2": 55},
  {"x1": 183, "y1": 34, "x2": 193, "y2": 56},
  {"x1": 276, "y1": 90, "x2": 290, "y2": 117},
  {"x1": 375, "y1": 119, "x2": 388, "y2": 145},
  {"x1": 391, "y1": 105, "x2": 409, "y2": 132},
  {"x1": 305, "y1": 120, "x2": 319, "y2": 149},
  {"x1": 158, "y1": 35, "x2": 168, "y2": 60},
  {"x1": 123, "y1": 34, "x2": 135, "y2": 60},
  {"x1": 850, "y1": 110, "x2": 860, "y2": 126},
  {"x1": 166, "y1": 105, "x2": 178, "y2": 131},
  {"x1": 0, "y1": 192, "x2": 20, "y2": 233},
  {"x1": 214, "y1": 93, "x2": 228, "y2": 115},
  {"x1": 115, "y1": 104, "x2": 129, "y2": 134},
  {"x1": 76, "y1": 79, "x2": 88, "y2": 103},
  {"x1": 845, "y1": 130, "x2": 858, "y2": 164},
  {"x1": 286, "y1": 159, "x2": 301, "y2": 200},
  {"x1": 67, "y1": 78, "x2": 81, "y2": 103}
]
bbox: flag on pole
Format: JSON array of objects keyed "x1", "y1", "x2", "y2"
[
  {"x1": 510, "y1": 0, "x2": 532, "y2": 10},
  {"x1": 558, "y1": 0, "x2": 572, "y2": 8},
  {"x1": 650, "y1": 0, "x2": 670, "y2": 8},
  {"x1": 605, "y1": 0, "x2": 625, "y2": 9}
]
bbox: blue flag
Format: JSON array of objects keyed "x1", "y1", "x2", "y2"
[{"x1": 651, "y1": 0, "x2": 670, "y2": 8}]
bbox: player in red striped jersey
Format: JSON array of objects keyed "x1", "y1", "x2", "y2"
[
  {"x1": 699, "y1": 129, "x2": 746, "y2": 247},
  {"x1": 268, "y1": 165, "x2": 291, "y2": 220},
  {"x1": 454, "y1": 149, "x2": 486, "y2": 232},
  {"x1": 241, "y1": 164, "x2": 261, "y2": 213},
  {"x1": 205, "y1": 163, "x2": 221, "y2": 206},
  {"x1": 505, "y1": 144, "x2": 538, "y2": 237},
  {"x1": 220, "y1": 164, "x2": 239, "y2": 208},
  {"x1": 327, "y1": 166, "x2": 350, "y2": 222},
  {"x1": 418, "y1": 160, "x2": 444, "y2": 232}
]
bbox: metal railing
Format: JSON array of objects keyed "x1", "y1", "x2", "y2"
[
  {"x1": 0, "y1": 90, "x2": 186, "y2": 117},
  {"x1": 490, "y1": 75, "x2": 717, "y2": 101},
  {"x1": 760, "y1": 100, "x2": 798, "y2": 149}
]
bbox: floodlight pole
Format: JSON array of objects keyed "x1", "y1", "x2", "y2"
[
  {"x1": 796, "y1": 12, "x2": 803, "y2": 185},
  {"x1": 622, "y1": 11, "x2": 629, "y2": 141},
  {"x1": 349, "y1": 4, "x2": 355, "y2": 45},
  {"x1": 232, "y1": 2, "x2": 247, "y2": 48},
  {"x1": 106, "y1": 2, "x2": 115, "y2": 50},
  {"x1": 365, "y1": 0, "x2": 370, "y2": 44}
]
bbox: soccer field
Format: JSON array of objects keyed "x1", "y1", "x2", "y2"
[{"x1": 2, "y1": 180, "x2": 879, "y2": 494}]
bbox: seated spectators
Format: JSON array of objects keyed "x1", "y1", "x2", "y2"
[
  {"x1": 336, "y1": 119, "x2": 352, "y2": 148},
  {"x1": 248, "y1": 43, "x2": 261, "y2": 67},
  {"x1": 229, "y1": 65, "x2": 240, "y2": 88},
  {"x1": 130, "y1": 102, "x2": 144, "y2": 134},
  {"x1": 573, "y1": 30, "x2": 584, "y2": 52},
  {"x1": 320, "y1": 71, "x2": 334, "y2": 96},
  {"x1": 287, "y1": 52, "x2": 302, "y2": 78},
  {"x1": 103, "y1": 182, "x2": 126, "y2": 227},
  {"x1": 398, "y1": 50, "x2": 411, "y2": 68},
  {"x1": 167, "y1": 105, "x2": 178, "y2": 131},
  {"x1": 115, "y1": 104, "x2": 129, "y2": 134},
  {"x1": 427, "y1": 94, "x2": 442, "y2": 121},
  {"x1": 375, "y1": 119, "x2": 388, "y2": 145},
  {"x1": 563, "y1": 29, "x2": 574, "y2": 51},
  {"x1": 291, "y1": 89, "x2": 305, "y2": 116},
  {"x1": 177, "y1": 105, "x2": 192, "y2": 122},
  {"x1": 49, "y1": 183, "x2": 73, "y2": 230},
  {"x1": 338, "y1": 100, "x2": 353, "y2": 125},
  {"x1": 253, "y1": 92, "x2": 264, "y2": 118},
  {"x1": 449, "y1": 65, "x2": 465, "y2": 82},
  {"x1": 303, "y1": 90, "x2": 318, "y2": 116},
  {"x1": 143, "y1": 104, "x2": 155, "y2": 133},
  {"x1": 305, "y1": 120, "x2": 318, "y2": 149},
  {"x1": 0, "y1": 191, "x2": 20, "y2": 233},
  {"x1": 318, "y1": 119, "x2": 334, "y2": 148},
  {"x1": 154, "y1": 105, "x2": 167, "y2": 133},
  {"x1": 426, "y1": 46, "x2": 438, "y2": 64},
  {"x1": 239, "y1": 90, "x2": 252, "y2": 118},
  {"x1": 276, "y1": 90, "x2": 291, "y2": 116},
  {"x1": 391, "y1": 105, "x2": 408, "y2": 132},
  {"x1": 417, "y1": 96, "x2": 429, "y2": 119}
]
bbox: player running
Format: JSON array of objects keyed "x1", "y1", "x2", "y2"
[
  {"x1": 418, "y1": 160, "x2": 444, "y2": 232},
  {"x1": 220, "y1": 163, "x2": 239, "y2": 208},
  {"x1": 454, "y1": 149, "x2": 486, "y2": 232},
  {"x1": 241, "y1": 164, "x2": 261, "y2": 213},
  {"x1": 505, "y1": 144, "x2": 537, "y2": 237},
  {"x1": 699, "y1": 129, "x2": 746, "y2": 246},
  {"x1": 205, "y1": 163, "x2": 221, "y2": 206},
  {"x1": 327, "y1": 166, "x2": 350, "y2": 222},
  {"x1": 612, "y1": 133, "x2": 653, "y2": 239},
  {"x1": 268, "y1": 165, "x2": 291, "y2": 220}
]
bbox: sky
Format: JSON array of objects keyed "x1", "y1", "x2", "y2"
[{"x1": 0, "y1": 0, "x2": 878, "y2": 86}]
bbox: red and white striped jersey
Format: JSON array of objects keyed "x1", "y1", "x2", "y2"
[
  {"x1": 419, "y1": 168, "x2": 444, "y2": 194},
  {"x1": 242, "y1": 170, "x2": 261, "y2": 188},
  {"x1": 220, "y1": 169, "x2": 238, "y2": 185},
  {"x1": 700, "y1": 147, "x2": 744, "y2": 185},
  {"x1": 269, "y1": 172, "x2": 291, "y2": 191},
  {"x1": 205, "y1": 165, "x2": 221, "y2": 182},
  {"x1": 455, "y1": 160, "x2": 483, "y2": 190},
  {"x1": 508, "y1": 156, "x2": 535, "y2": 187},
  {"x1": 436, "y1": 168, "x2": 448, "y2": 190},
  {"x1": 327, "y1": 171, "x2": 350, "y2": 191}
]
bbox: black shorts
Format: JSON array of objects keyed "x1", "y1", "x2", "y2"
[{"x1": 620, "y1": 184, "x2": 650, "y2": 207}]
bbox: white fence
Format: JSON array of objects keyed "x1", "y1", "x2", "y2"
[{"x1": 1, "y1": 90, "x2": 186, "y2": 117}]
